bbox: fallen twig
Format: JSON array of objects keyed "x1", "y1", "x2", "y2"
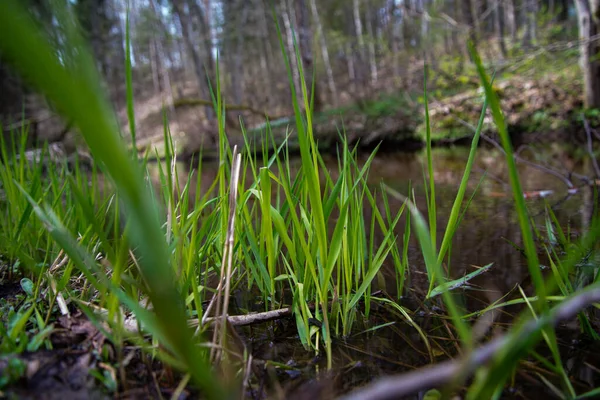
[
  {"x1": 92, "y1": 305, "x2": 297, "y2": 334},
  {"x1": 338, "y1": 283, "x2": 600, "y2": 400},
  {"x1": 193, "y1": 307, "x2": 293, "y2": 328}
]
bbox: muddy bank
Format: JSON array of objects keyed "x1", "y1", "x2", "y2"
[
  {"x1": 424, "y1": 70, "x2": 585, "y2": 145},
  {"x1": 6, "y1": 71, "x2": 589, "y2": 162},
  {"x1": 142, "y1": 72, "x2": 587, "y2": 160}
]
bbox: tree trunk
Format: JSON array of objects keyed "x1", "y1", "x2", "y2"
[
  {"x1": 347, "y1": 42, "x2": 356, "y2": 94},
  {"x1": 522, "y1": 0, "x2": 537, "y2": 48},
  {"x1": 148, "y1": 0, "x2": 176, "y2": 112},
  {"x1": 495, "y1": 0, "x2": 508, "y2": 58},
  {"x1": 575, "y1": 0, "x2": 600, "y2": 107},
  {"x1": 420, "y1": 0, "x2": 431, "y2": 66},
  {"x1": 293, "y1": 0, "x2": 323, "y2": 111},
  {"x1": 171, "y1": 0, "x2": 214, "y2": 120},
  {"x1": 463, "y1": 0, "x2": 478, "y2": 49},
  {"x1": 232, "y1": 4, "x2": 248, "y2": 105},
  {"x1": 150, "y1": 38, "x2": 160, "y2": 94},
  {"x1": 282, "y1": 0, "x2": 301, "y2": 102},
  {"x1": 186, "y1": 0, "x2": 216, "y2": 88},
  {"x1": 390, "y1": 2, "x2": 404, "y2": 80},
  {"x1": 558, "y1": 0, "x2": 570, "y2": 21},
  {"x1": 254, "y1": 0, "x2": 275, "y2": 107},
  {"x1": 309, "y1": 0, "x2": 338, "y2": 107},
  {"x1": 365, "y1": 0, "x2": 378, "y2": 85},
  {"x1": 353, "y1": 0, "x2": 365, "y2": 50},
  {"x1": 504, "y1": 0, "x2": 517, "y2": 41},
  {"x1": 470, "y1": 0, "x2": 481, "y2": 40},
  {"x1": 112, "y1": 0, "x2": 127, "y2": 108},
  {"x1": 353, "y1": 0, "x2": 367, "y2": 96}
]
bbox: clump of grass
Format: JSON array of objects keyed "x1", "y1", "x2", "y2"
[{"x1": 0, "y1": 0, "x2": 415, "y2": 389}]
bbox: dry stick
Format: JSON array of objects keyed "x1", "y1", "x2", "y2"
[
  {"x1": 338, "y1": 283, "x2": 600, "y2": 400},
  {"x1": 201, "y1": 150, "x2": 236, "y2": 328},
  {"x1": 90, "y1": 305, "x2": 294, "y2": 335},
  {"x1": 209, "y1": 146, "x2": 242, "y2": 363},
  {"x1": 242, "y1": 353, "x2": 253, "y2": 396},
  {"x1": 166, "y1": 149, "x2": 177, "y2": 246},
  {"x1": 199, "y1": 266, "x2": 238, "y2": 327},
  {"x1": 219, "y1": 149, "x2": 242, "y2": 354},
  {"x1": 194, "y1": 307, "x2": 293, "y2": 328},
  {"x1": 515, "y1": 143, "x2": 578, "y2": 182}
]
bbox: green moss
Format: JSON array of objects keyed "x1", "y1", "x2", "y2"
[{"x1": 356, "y1": 93, "x2": 413, "y2": 118}]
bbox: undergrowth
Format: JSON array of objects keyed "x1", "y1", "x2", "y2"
[{"x1": 1, "y1": 1, "x2": 600, "y2": 399}]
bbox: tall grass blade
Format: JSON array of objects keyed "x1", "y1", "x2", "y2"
[
  {"x1": 0, "y1": 2, "x2": 223, "y2": 396},
  {"x1": 124, "y1": 6, "x2": 136, "y2": 150},
  {"x1": 436, "y1": 98, "x2": 488, "y2": 266},
  {"x1": 423, "y1": 66, "x2": 436, "y2": 253},
  {"x1": 384, "y1": 186, "x2": 472, "y2": 347},
  {"x1": 469, "y1": 43, "x2": 545, "y2": 305}
]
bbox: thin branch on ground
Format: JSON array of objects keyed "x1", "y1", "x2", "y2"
[
  {"x1": 89, "y1": 305, "x2": 294, "y2": 335},
  {"x1": 196, "y1": 307, "x2": 293, "y2": 327},
  {"x1": 338, "y1": 283, "x2": 600, "y2": 400}
]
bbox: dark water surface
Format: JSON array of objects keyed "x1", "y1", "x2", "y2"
[{"x1": 159, "y1": 145, "x2": 600, "y2": 397}]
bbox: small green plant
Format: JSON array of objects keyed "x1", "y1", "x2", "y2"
[{"x1": 0, "y1": 357, "x2": 26, "y2": 389}]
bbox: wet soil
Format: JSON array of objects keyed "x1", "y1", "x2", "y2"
[
  {"x1": 0, "y1": 298, "x2": 200, "y2": 400},
  {"x1": 2, "y1": 277, "x2": 600, "y2": 399}
]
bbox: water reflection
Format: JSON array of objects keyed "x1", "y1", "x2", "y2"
[{"x1": 368, "y1": 147, "x2": 585, "y2": 305}]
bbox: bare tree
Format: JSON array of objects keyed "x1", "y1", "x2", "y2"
[
  {"x1": 148, "y1": 0, "x2": 175, "y2": 111},
  {"x1": 575, "y1": 0, "x2": 600, "y2": 107},
  {"x1": 463, "y1": 0, "x2": 478, "y2": 48},
  {"x1": 522, "y1": 0, "x2": 538, "y2": 48},
  {"x1": 309, "y1": 0, "x2": 338, "y2": 106},
  {"x1": 494, "y1": 0, "x2": 507, "y2": 58},
  {"x1": 504, "y1": 0, "x2": 517, "y2": 41},
  {"x1": 281, "y1": 0, "x2": 301, "y2": 101},
  {"x1": 295, "y1": 0, "x2": 323, "y2": 111},
  {"x1": 365, "y1": 0, "x2": 378, "y2": 85},
  {"x1": 170, "y1": 0, "x2": 214, "y2": 120}
]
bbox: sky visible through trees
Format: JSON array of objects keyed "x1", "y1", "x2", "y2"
[{"x1": 0, "y1": 0, "x2": 597, "y2": 136}]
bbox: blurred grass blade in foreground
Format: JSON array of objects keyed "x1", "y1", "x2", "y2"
[{"x1": 0, "y1": 1, "x2": 223, "y2": 397}]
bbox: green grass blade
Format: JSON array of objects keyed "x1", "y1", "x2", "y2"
[
  {"x1": 437, "y1": 97, "x2": 488, "y2": 265},
  {"x1": 423, "y1": 66, "x2": 436, "y2": 252},
  {"x1": 469, "y1": 43, "x2": 545, "y2": 306},
  {"x1": 429, "y1": 263, "x2": 493, "y2": 298},
  {"x1": 124, "y1": 6, "x2": 136, "y2": 150},
  {"x1": 384, "y1": 185, "x2": 472, "y2": 347},
  {"x1": 0, "y1": 2, "x2": 222, "y2": 396}
]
